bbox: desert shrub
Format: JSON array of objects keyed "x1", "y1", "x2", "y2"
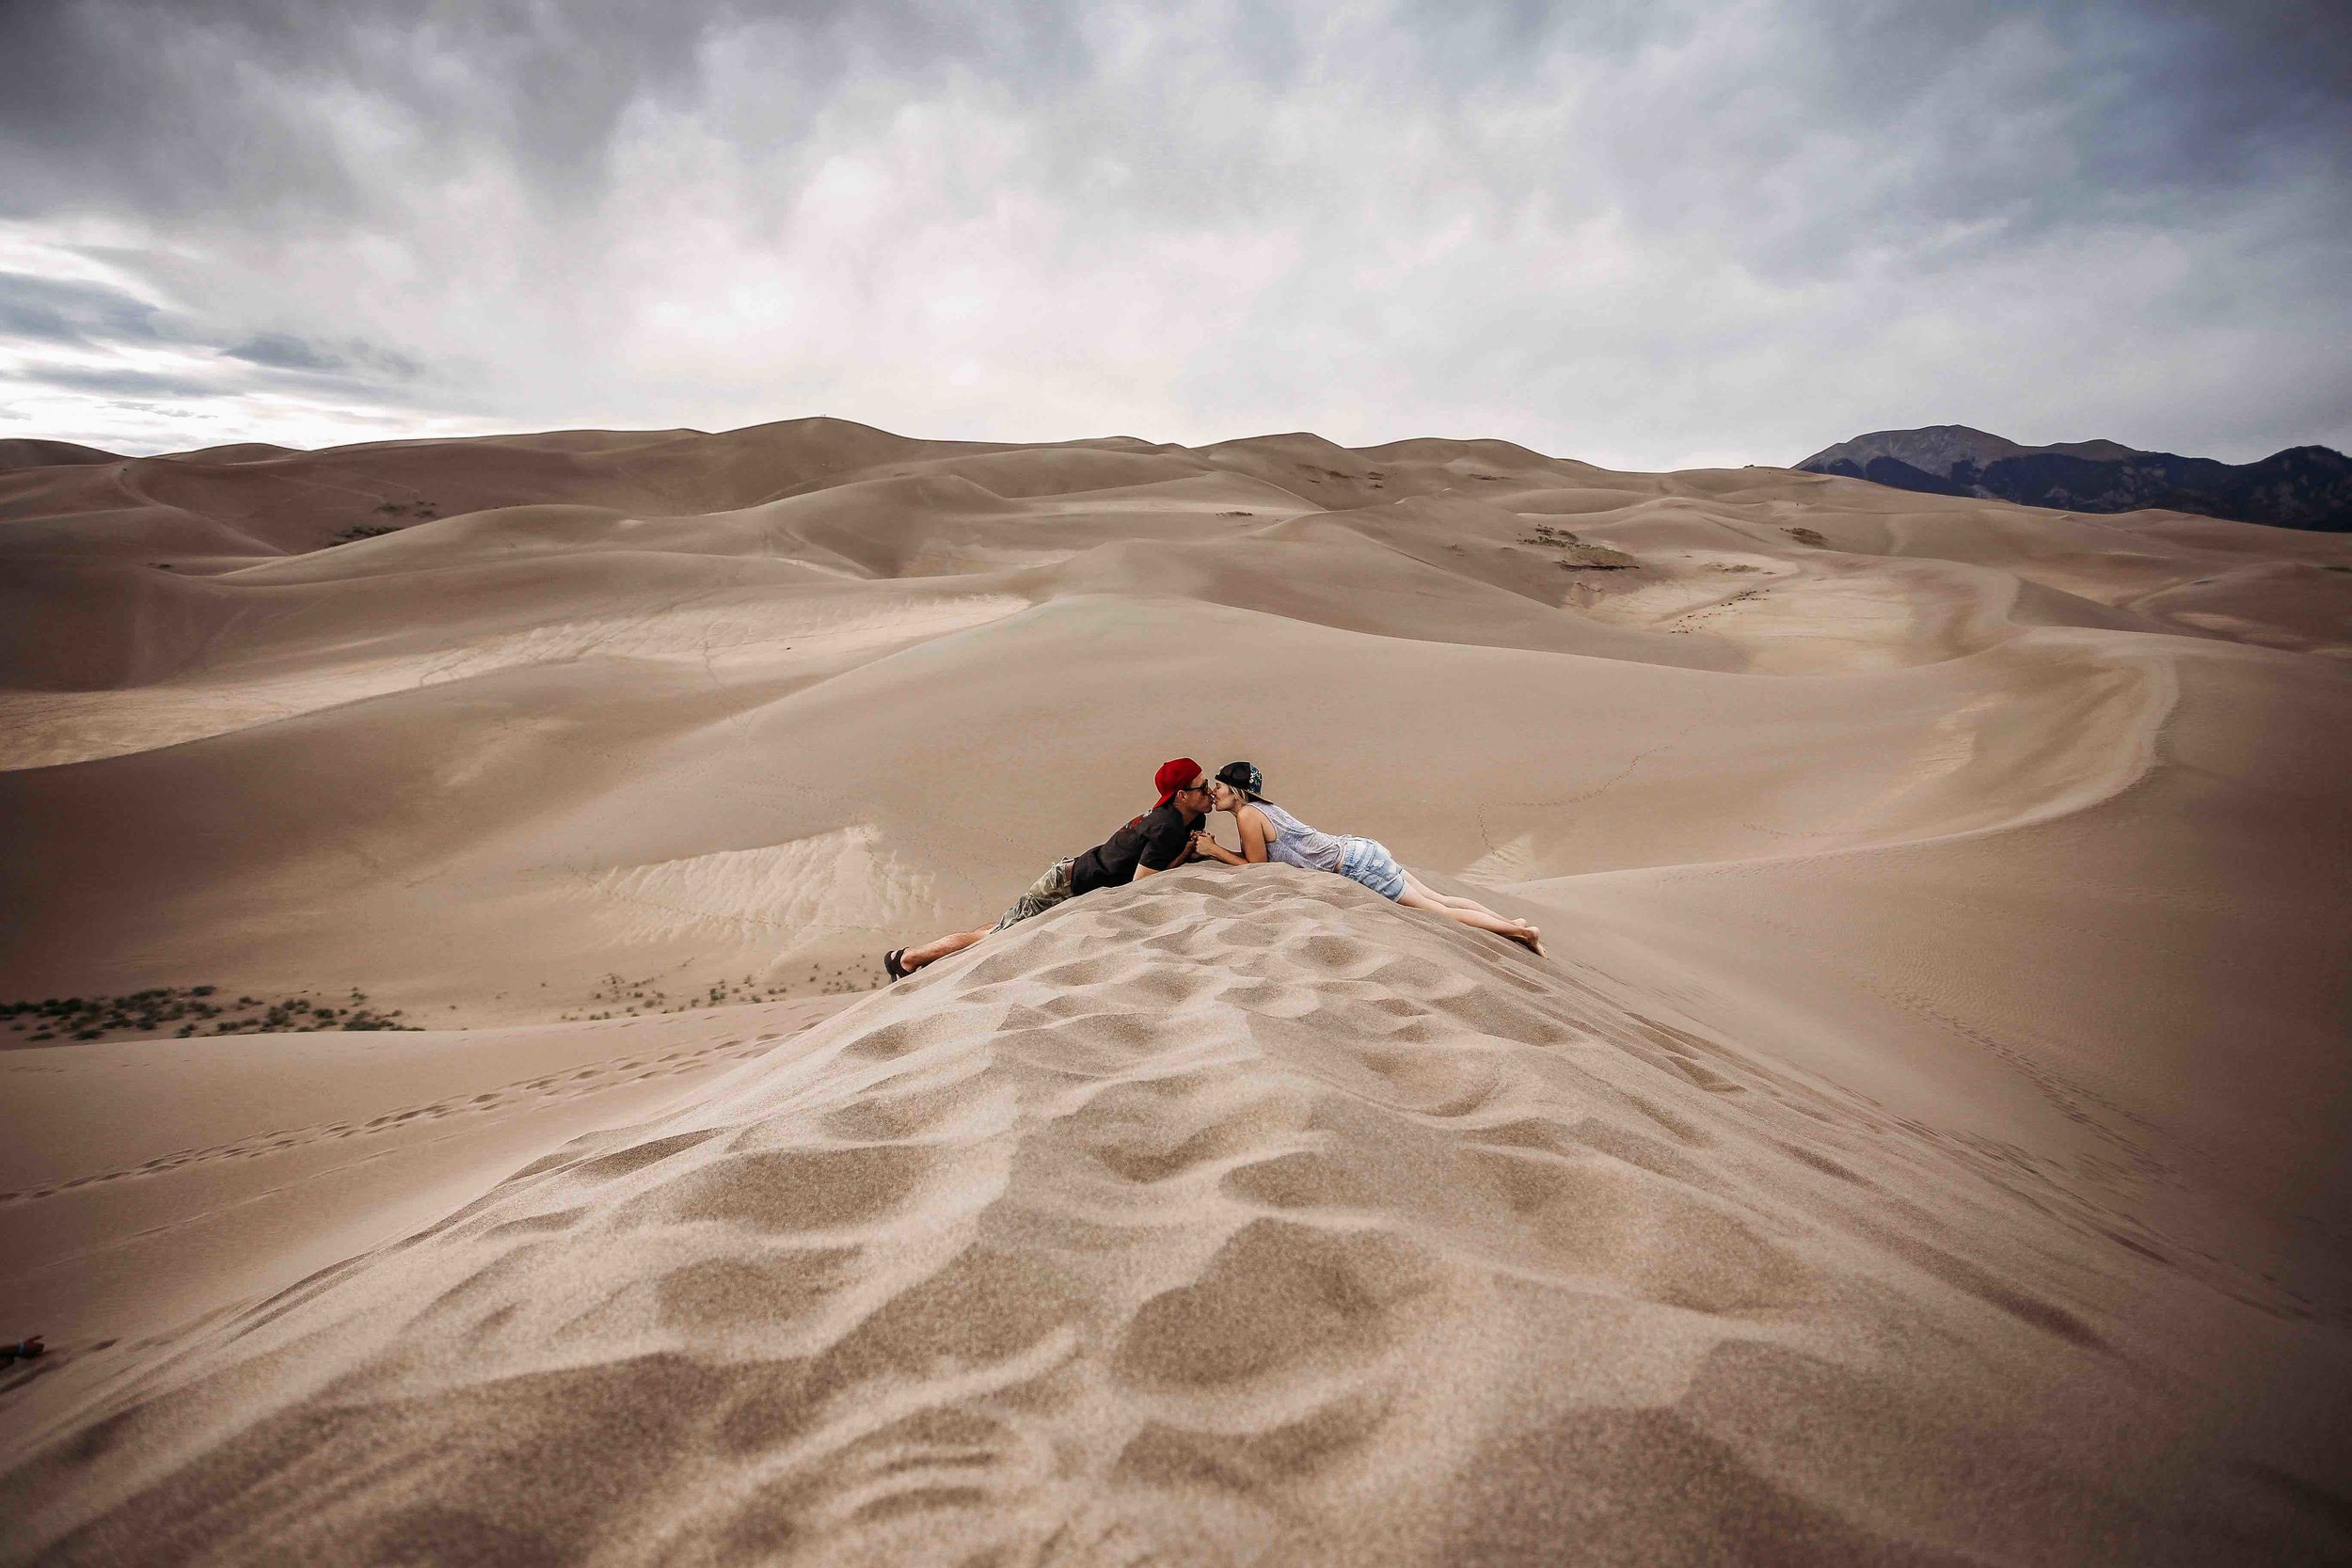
[{"x1": 1, "y1": 985, "x2": 418, "y2": 1039}]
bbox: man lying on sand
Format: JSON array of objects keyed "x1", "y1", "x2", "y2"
[
  {"x1": 884, "y1": 757, "x2": 1213, "y2": 979},
  {"x1": 1192, "y1": 760, "x2": 1545, "y2": 955}
]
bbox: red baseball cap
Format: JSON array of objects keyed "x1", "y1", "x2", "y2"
[{"x1": 1153, "y1": 756, "x2": 1203, "y2": 807}]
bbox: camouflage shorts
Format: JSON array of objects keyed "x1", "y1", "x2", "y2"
[{"x1": 993, "y1": 856, "x2": 1076, "y2": 931}]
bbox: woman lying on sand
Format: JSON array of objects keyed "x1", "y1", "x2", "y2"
[{"x1": 1192, "y1": 761, "x2": 1545, "y2": 956}]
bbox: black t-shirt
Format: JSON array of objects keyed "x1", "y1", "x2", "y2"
[{"x1": 1070, "y1": 801, "x2": 1197, "y2": 895}]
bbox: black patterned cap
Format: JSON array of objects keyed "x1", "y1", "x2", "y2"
[{"x1": 1216, "y1": 760, "x2": 1264, "y2": 799}]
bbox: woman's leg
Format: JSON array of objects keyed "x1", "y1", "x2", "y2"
[
  {"x1": 1397, "y1": 884, "x2": 1544, "y2": 956},
  {"x1": 1401, "y1": 870, "x2": 1524, "y2": 927}
]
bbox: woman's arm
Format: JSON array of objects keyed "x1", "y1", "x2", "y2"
[
  {"x1": 1236, "y1": 805, "x2": 1272, "y2": 863},
  {"x1": 1190, "y1": 829, "x2": 1245, "y2": 865}
]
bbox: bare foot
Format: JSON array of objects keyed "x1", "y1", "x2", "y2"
[{"x1": 1507, "y1": 925, "x2": 1547, "y2": 958}]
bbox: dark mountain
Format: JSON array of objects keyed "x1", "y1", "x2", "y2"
[{"x1": 1796, "y1": 425, "x2": 2352, "y2": 531}]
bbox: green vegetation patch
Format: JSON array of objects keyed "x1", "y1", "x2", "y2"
[
  {"x1": 326, "y1": 499, "x2": 440, "y2": 547},
  {"x1": 1519, "y1": 521, "x2": 1637, "y2": 570},
  {"x1": 4, "y1": 986, "x2": 416, "y2": 1042},
  {"x1": 562, "y1": 965, "x2": 868, "y2": 1021}
]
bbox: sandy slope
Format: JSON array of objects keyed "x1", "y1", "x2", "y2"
[
  {"x1": 0, "y1": 998, "x2": 853, "y2": 1350},
  {"x1": 2, "y1": 420, "x2": 2348, "y2": 1562},
  {"x1": 6, "y1": 872, "x2": 2346, "y2": 1564}
]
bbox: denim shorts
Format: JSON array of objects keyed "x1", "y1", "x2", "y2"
[{"x1": 1338, "y1": 836, "x2": 1407, "y2": 900}]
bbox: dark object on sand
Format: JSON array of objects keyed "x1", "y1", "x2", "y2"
[
  {"x1": 2, "y1": 1336, "x2": 44, "y2": 1364},
  {"x1": 883, "y1": 949, "x2": 909, "y2": 982}
]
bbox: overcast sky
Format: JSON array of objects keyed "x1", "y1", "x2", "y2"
[{"x1": 2, "y1": 0, "x2": 2346, "y2": 468}]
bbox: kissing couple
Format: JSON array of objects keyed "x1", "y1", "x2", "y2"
[{"x1": 883, "y1": 757, "x2": 1543, "y2": 980}]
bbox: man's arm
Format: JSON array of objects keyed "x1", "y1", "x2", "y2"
[
  {"x1": 1131, "y1": 817, "x2": 1196, "y2": 879},
  {"x1": 1131, "y1": 847, "x2": 1190, "y2": 879}
]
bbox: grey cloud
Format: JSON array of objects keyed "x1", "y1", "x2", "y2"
[
  {"x1": 1843, "y1": 2, "x2": 2350, "y2": 237},
  {"x1": 0, "y1": 3, "x2": 360, "y2": 222},
  {"x1": 0, "y1": 0, "x2": 1091, "y2": 226},
  {"x1": 2, "y1": 0, "x2": 677, "y2": 222},
  {"x1": 222, "y1": 331, "x2": 343, "y2": 372},
  {"x1": 0, "y1": 261, "x2": 434, "y2": 412},
  {"x1": 221, "y1": 331, "x2": 422, "y2": 379},
  {"x1": 0, "y1": 271, "x2": 170, "y2": 347},
  {"x1": 8, "y1": 1, "x2": 2343, "y2": 255},
  {"x1": 1389, "y1": 0, "x2": 1710, "y2": 91},
  {"x1": 2, "y1": 311, "x2": 436, "y2": 427},
  {"x1": 28, "y1": 364, "x2": 227, "y2": 398},
  {"x1": 1486, "y1": 1, "x2": 2352, "y2": 277}
]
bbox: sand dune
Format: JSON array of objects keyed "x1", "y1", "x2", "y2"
[
  {"x1": 584, "y1": 828, "x2": 941, "y2": 945},
  {"x1": 3, "y1": 419, "x2": 2348, "y2": 1562},
  {"x1": 7, "y1": 872, "x2": 2344, "y2": 1563},
  {"x1": 0, "y1": 998, "x2": 853, "y2": 1354},
  {"x1": 0, "y1": 439, "x2": 119, "y2": 473}
]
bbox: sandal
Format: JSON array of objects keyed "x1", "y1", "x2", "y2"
[{"x1": 883, "y1": 949, "x2": 910, "y2": 982}]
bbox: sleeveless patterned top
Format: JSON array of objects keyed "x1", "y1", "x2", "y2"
[{"x1": 1249, "y1": 800, "x2": 1349, "y2": 874}]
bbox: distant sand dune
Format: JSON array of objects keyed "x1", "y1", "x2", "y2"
[
  {"x1": 581, "y1": 826, "x2": 942, "y2": 943},
  {"x1": 0, "y1": 578, "x2": 1026, "y2": 768}
]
